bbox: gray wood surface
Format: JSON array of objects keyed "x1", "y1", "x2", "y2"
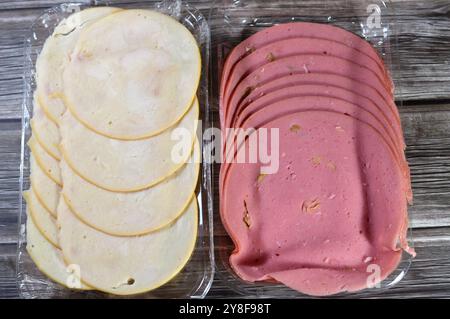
[{"x1": 1, "y1": 0, "x2": 450, "y2": 298}]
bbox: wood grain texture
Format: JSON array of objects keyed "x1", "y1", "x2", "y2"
[{"x1": 0, "y1": 0, "x2": 450, "y2": 298}]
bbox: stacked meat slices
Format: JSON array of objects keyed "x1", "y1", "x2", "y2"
[{"x1": 219, "y1": 22, "x2": 414, "y2": 296}]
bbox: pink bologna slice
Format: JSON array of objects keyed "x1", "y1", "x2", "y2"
[
  {"x1": 220, "y1": 96, "x2": 411, "y2": 202},
  {"x1": 221, "y1": 111, "x2": 409, "y2": 296},
  {"x1": 220, "y1": 22, "x2": 392, "y2": 121},
  {"x1": 227, "y1": 73, "x2": 402, "y2": 145},
  {"x1": 222, "y1": 55, "x2": 397, "y2": 137},
  {"x1": 221, "y1": 37, "x2": 392, "y2": 126}
]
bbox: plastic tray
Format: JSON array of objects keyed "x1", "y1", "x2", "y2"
[
  {"x1": 17, "y1": 0, "x2": 214, "y2": 299},
  {"x1": 212, "y1": 0, "x2": 414, "y2": 298}
]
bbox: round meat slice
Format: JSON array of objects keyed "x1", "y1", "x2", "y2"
[
  {"x1": 36, "y1": 7, "x2": 121, "y2": 124},
  {"x1": 221, "y1": 111, "x2": 409, "y2": 295},
  {"x1": 26, "y1": 216, "x2": 91, "y2": 290},
  {"x1": 29, "y1": 156, "x2": 60, "y2": 218},
  {"x1": 222, "y1": 37, "x2": 391, "y2": 124},
  {"x1": 227, "y1": 73, "x2": 401, "y2": 139},
  {"x1": 223, "y1": 55, "x2": 397, "y2": 129},
  {"x1": 24, "y1": 190, "x2": 59, "y2": 248},
  {"x1": 232, "y1": 86, "x2": 403, "y2": 154},
  {"x1": 268, "y1": 257, "x2": 401, "y2": 297},
  {"x1": 220, "y1": 22, "x2": 389, "y2": 105},
  {"x1": 31, "y1": 94, "x2": 61, "y2": 160},
  {"x1": 61, "y1": 142, "x2": 200, "y2": 236},
  {"x1": 62, "y1": 9, "x2": 201, "y2": 139},
  {"x1": 28, "y1": 137, "x2": 62, "y2": 186},
  {"x1": 57, "y1": 197, "x2": 198, "y2": 295},
  {"x1": 221, "y1": 96, "x2": 410, "y2": 200},
  {"x1": 60, "y1": 99, "x2": 198, "y2": 192}
]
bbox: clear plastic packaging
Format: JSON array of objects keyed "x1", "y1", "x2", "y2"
[
  {"x1": 17, "y1": 0, "x2": 214, "y2": 298},
  {"x1": 212, "y1": 0, "x2": 414, "y2": 298}
]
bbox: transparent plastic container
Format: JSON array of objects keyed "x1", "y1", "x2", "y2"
[
  {"x1": 17, "y1": 0, "x2": 214, "y2": 298},
  {"x1": 212, "y1": 0, "x2": 414, "y2": 298}
]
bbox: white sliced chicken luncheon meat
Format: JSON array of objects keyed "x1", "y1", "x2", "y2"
[{"x1": 62, "y1": 9, "x2": 201, "y2": 139}]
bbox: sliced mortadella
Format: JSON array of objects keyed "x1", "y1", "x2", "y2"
[
  {"x1": 221, "y1": 111, "x2": 409, "y2": 295},
  {"x1": 223, "y1": 55, "x2": 397, "y2": 132},
  {"x1": 230, "y1": 85, "x2": 404, "y2": 154},
  {"x1": 222, "y1": 38, "x2": 391, "y2": 125},
  {"x1": 221, "y1": 96, "x2": 411, "y2": 202},
  {"x1": 220, "y1": 22, "x2": 390, "y2": 106},
  {"x1": 227, "y1": 73, "x2": 402, "y2": 142}
]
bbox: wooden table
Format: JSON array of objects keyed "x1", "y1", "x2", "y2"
[{"x1": 1, "y1": 0, "x2": 449, "y2": 298}]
